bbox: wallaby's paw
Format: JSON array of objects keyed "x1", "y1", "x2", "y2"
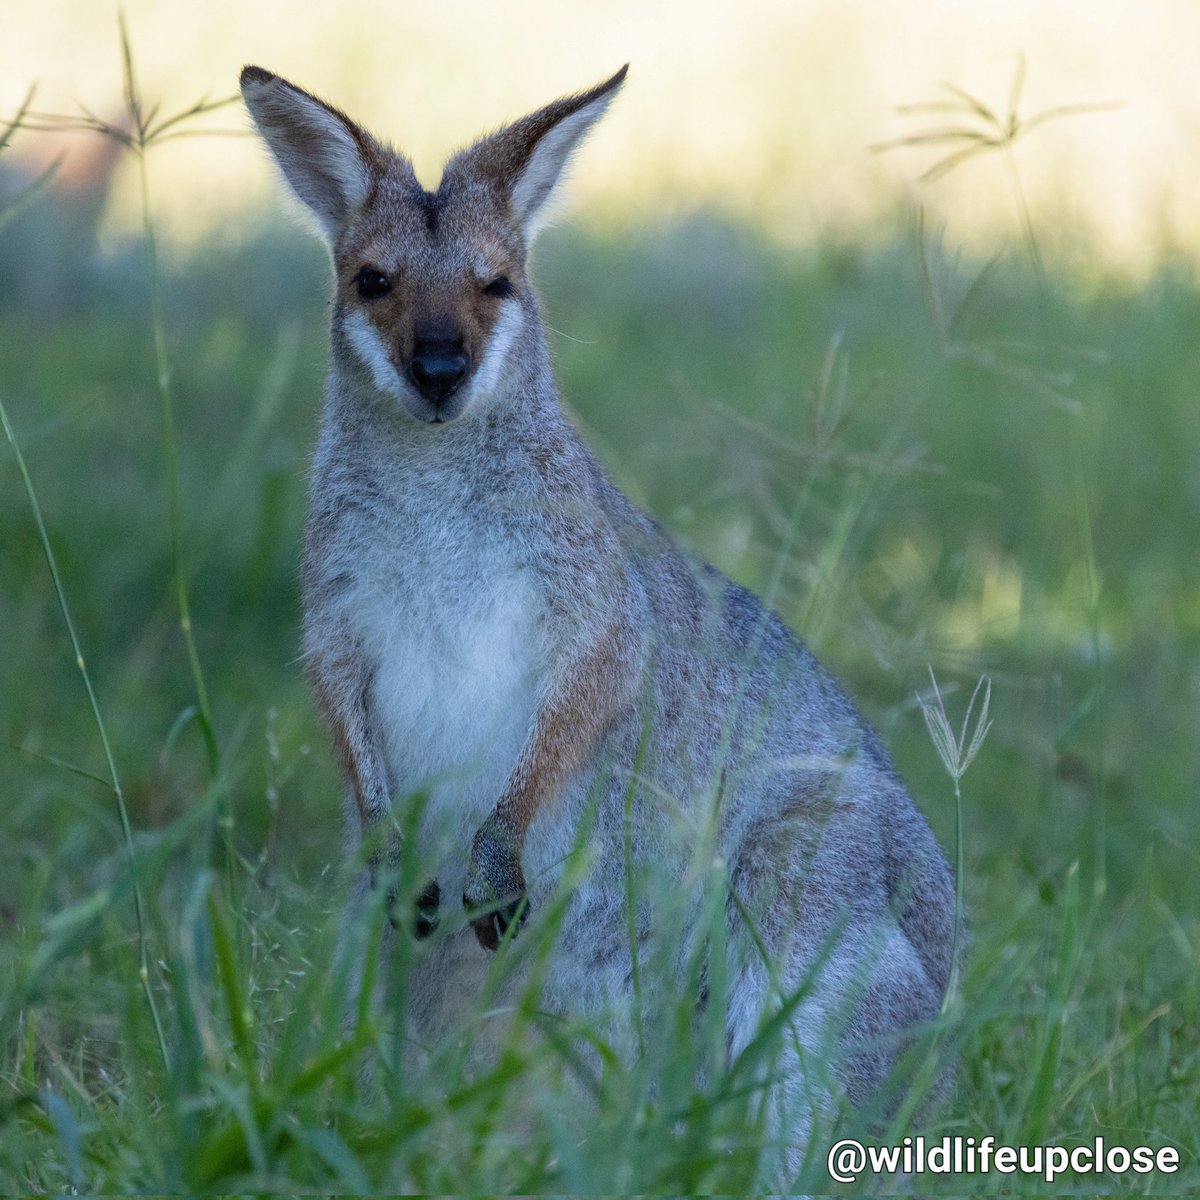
[
  {"x1": 464, "y1": 821, "x2": 528, "y2": 951},
  {"x1": 386, "y1": 878, "x2": 441, "y2": 940},
  {"x1": 467, "y1": 893, "x2": 529, "y2": 952},
  {"x1": 414, "y1": 879, "x2": 441, "y2": 940}
]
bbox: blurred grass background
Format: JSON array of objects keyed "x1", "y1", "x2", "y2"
[{"x1": 1, "y1": 0, "x2": 1198, "y2": 1191}]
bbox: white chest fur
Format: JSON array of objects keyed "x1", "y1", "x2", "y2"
[
  {"x1": 370, "y1": 560, "x2": 540, "y2": 796},
  {"x1": 332, "y1": 476, "x2": 545, "y2": 885}
]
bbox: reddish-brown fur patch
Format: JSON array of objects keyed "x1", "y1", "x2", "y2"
[
  {"x1": 491, "y1": 621, "x2": 635, "y2": 846},
  {"x1": 308, "y1": 657, "x2": 386, "y2": 831},
  {"x1": 335, "y1": 203, "x2": 521, "y2": 368}
]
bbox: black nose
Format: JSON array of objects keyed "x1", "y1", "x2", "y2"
[{"x1": 408, "y1": 352, "x2": 467, "y2": 404}]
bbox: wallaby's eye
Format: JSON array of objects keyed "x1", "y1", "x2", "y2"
[
  {"x1": 354, "y1": 267, "x2": 392, "y2": 301},
  {"x1": 483, "y1": 276, "x2": 514, "y2": 299}
]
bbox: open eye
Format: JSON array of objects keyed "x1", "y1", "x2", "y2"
[
  {"x1": 353, "y1": 267, "x2": 392, "y2": 301},
  {"x1": 483, "y1": 275, "x2": 514, "y2": 299}
]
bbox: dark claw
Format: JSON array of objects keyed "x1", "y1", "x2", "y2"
[{"x1": 465, "y1": 893, "x2": 529, "y2": 951}]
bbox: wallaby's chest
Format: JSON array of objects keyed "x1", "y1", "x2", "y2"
[{"x1": 315, "y1": 456, "x2": 546, "y2": 841}]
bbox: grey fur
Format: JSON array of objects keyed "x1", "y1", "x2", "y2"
[{"x1": 242, "y1": 64, "x2": 957, "y2": 1172}]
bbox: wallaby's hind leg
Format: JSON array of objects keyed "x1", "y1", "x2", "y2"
[
  {"x1": 835, "y1": 926, "x2": 940, "y2": 1109},
  {"x1": 725, "y1": 911, "x2": 942, "y2": 1176}
]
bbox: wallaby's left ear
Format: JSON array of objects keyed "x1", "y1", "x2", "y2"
[{"x1": 448, "y1": 65, "x2": 628, "y2": 242}]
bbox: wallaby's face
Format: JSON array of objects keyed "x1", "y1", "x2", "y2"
[
  {"x1": 329, "y1": 174, "x2": 526, "y2": 424},
  {"x1": 242, "y1": 66, "x2": 627, "y2": 424}
]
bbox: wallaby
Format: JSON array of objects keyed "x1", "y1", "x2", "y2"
[{"x1": 241, "y1": 64, "x2": 957, "y2": 1164}]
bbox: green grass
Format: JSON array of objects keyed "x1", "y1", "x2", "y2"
[{"x1": 2, "y1": 101, "x2": 1199, "y2": 1190}]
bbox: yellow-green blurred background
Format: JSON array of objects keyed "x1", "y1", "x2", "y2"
[{"x1": 4, "y1": 0, "x2": 1199, "y2": 273}]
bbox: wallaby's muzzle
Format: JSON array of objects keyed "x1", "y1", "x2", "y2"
[
  {"x1": 406, "y1": 317, "x2": 469, "y2": 411},
  {"x1": 407, "y1": 349, "x2": 468, "y2": 405}
]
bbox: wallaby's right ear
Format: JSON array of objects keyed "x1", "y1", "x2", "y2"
[
  {"x1": 446, "y1": 66, "x2": 628, "y2": 244},
  {"x1": 240, "y1": 66, "x2": 388, "y2": 244}
]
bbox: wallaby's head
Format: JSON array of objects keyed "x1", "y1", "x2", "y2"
[{"x1": 241, "y1": 65, "x2": 626, "y2": 424}]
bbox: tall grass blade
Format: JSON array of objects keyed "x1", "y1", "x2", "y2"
[
  {"x1": 206, "y1": 886, "x2": 256, "y2": 1083},
  {"x1": 0, "y1": 395, "x2": 168, "y2": 1069},
  {"x1": 1025, "y1": 860, "x2": 1081, "y2": 1142}
]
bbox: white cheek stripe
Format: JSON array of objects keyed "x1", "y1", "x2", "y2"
[
  {"x1": 471, "y1": 302, "x2": 523, "y2": 401},
  {"x1": 345, "y1": 303, "x2": 522, "y2": 407},
  {"x1": 344, "y1": 310, "x2": 404, "y2": 398}
]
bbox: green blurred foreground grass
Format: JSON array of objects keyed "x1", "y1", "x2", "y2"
[{"x1": 1, "y1": 171, "x2": 1198, "y2": 1188}]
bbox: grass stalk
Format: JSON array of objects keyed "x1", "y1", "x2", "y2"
[
  {"x1": 0, "y1": 396, "x2": 169, "y2": 1071},
  {"x1": 1071, "y1": 440, "x2": 1107, "y2": 899},
  {"x1": 112, "y1": 13, "x2": 235, "y2": 879},
  {"x1": 133, "y1": 151, "x2": 218, "y2": 780},
  {"x1": 919, "y1": 670, "x2": 990, "y2": 1015},
  {"x1": 941, "y1": 771, "x2": 964, "y2": 1017}
]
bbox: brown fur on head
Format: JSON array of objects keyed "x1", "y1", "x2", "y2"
[{"x1": 240, "y1": 65, "x2": 627, "y2": 425}]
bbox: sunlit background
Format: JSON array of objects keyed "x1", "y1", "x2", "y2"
[{"x1": 4, "y1": 0, "x2": 1199, "y2": 274}]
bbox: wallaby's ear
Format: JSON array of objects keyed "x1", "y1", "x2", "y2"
[
  {"x1": 449, "y1": 65, "x2": 628, "y2": 242},
  {"x1": 240, "y1": 66, "x2": 395, "y2": 243}
]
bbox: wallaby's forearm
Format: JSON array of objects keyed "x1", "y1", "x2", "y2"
[
  {"x1": 308, "y1": 654, "x2": 390, "y2": 841},
  {"x1": 501, "y1": 623, "x2": 637, "y2": 841},
  {"x1": 466, "y1": 619, "x2": 640, "y2": 946}
]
